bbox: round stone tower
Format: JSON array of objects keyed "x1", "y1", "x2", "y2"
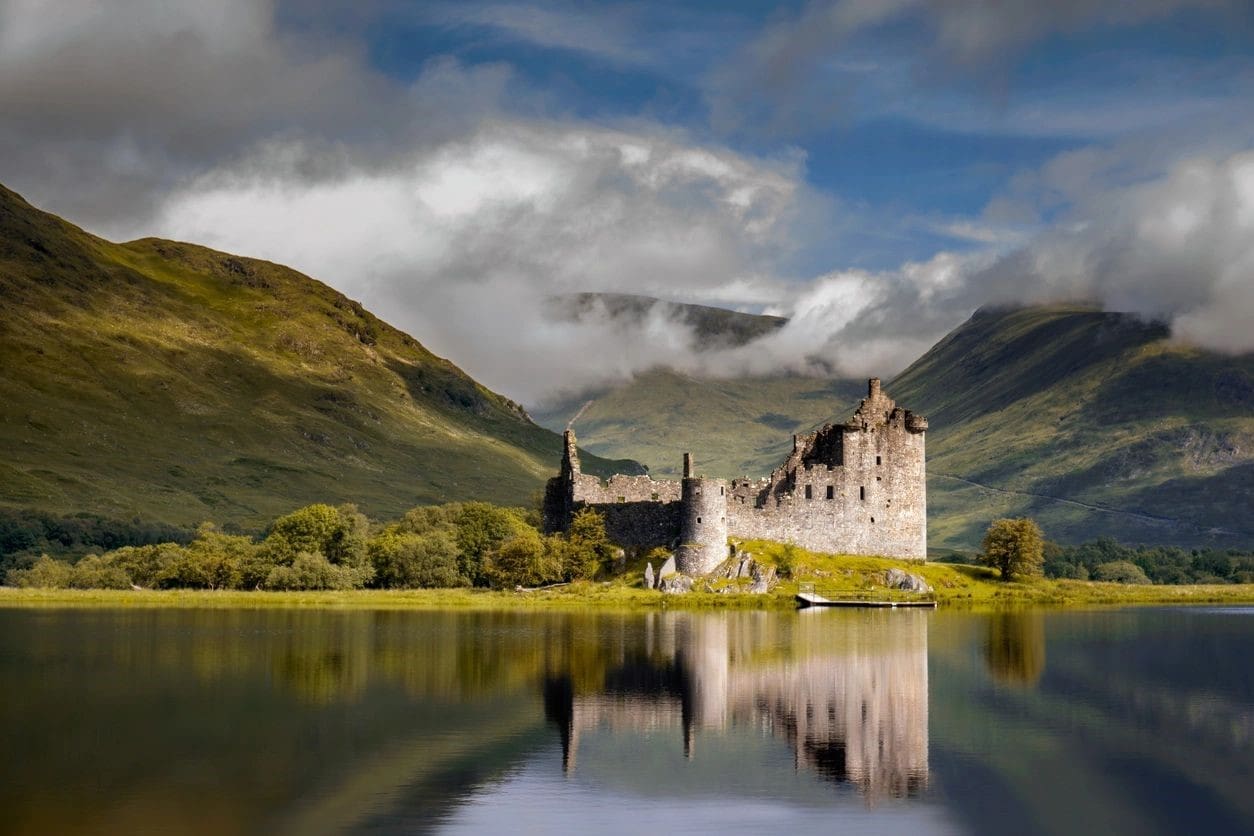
[{"x1": 676, "y1": 453, "x2": 729, "y2": 577}]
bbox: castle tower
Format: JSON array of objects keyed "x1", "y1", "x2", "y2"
[{"x1": 676, "y1": 453, "x2": 729, "y2": 576}]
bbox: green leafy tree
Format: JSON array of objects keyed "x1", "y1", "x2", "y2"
[
  {"x1": 258, "y1": 504, "x2": 373, "y2": 588},
  {"x1": 172, "y1": 524, "x2": 256, "y2": 589},
  {"x1": 563, "y1": 508, "x2": 613, "y2": 581},
  {"x1": 264, "y1": 551, "x2": 363, "y2": 590},
  {"x1": 979, "y1": 518, "x2": 1045, "y2": 581},
  {"x1": 398, "y1": 503, "x2": 464, "y2": 536},
  {"x1": 483, "y1": 528, "x2": 563, "y2": 589},
  {"x1": 107, "y1": 542, "x2": 187, "y2": 588},
  {"x1": 369, "y1": 528, "x2": 465, "y2": 588},
  {"x1": 454, "y1": 503, "x2": 532, "y2": 586},
  {"x1": 6, "y1": 554, "x2": 73, "y2": 588},
  {"x1": 68, "y1": 555, "x2": 133, "y2": 589}
]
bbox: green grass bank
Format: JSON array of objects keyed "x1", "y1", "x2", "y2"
[{"x1": 4, "y1": 542, "x2": 1252, "y2": 611}]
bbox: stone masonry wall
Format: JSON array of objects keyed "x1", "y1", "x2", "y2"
[{"x1": 543, "y1": 379, "x2": 927, "y2": 564}]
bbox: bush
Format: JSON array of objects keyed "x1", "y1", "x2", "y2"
[
  {"x1": 6, "y1": 554, "x2": 73, "y2": 588},
  {"x1": 1092, "y1": 560, "x2": 1152, "y2": 585},
  {"x1": 979, "y1": 518, "x2": 1045, "y2": 581}
]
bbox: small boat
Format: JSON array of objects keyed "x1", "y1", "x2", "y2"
[{"x1": 795, "y1": 589, "x2": 937, "y2": 609}]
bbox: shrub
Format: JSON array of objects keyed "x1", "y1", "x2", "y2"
[
  {"x1": 1092, "y1": 560, "x2": 1152, "y2": 585},
  {"x1": 6, "y1": 554, "x2": 73, "y2": 588}
]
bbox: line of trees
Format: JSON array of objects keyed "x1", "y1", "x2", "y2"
[
  {"x1": 4, "y1": 503, "x2": 617, "y2": 592},
  {"x1": 963, "y1": 518, "x2": 1254, "y2": 585},
  {"x1": 1044, "y1": 537, "x2": 1254, "y2": 585}
]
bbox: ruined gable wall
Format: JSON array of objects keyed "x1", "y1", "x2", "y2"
[
  {"x1": 726, "y1": 383, "x2": 927, "y2": 560},
  {"x1": 570, "y1": 473, "x2": 683, "y2": 547}
]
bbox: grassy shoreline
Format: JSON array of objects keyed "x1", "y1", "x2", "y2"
[
  {"x1": 5, "y1": 540, "x2": 1252, "y2": 611},
  {"x1": 3, "y1": 575, "x2": 1253, "y2": 612}
]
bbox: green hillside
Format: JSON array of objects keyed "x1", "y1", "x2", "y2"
[
  {"x1": 530, "y1": 370, "x2": 865, "y2": 478},
  {"x1": 0, "y1": 184, "x2": 636, "y2": 529},
  {"x1": 532, "y1": 305, "x2": 1254, "y2": 551},
  {"x1": 892, "y1": 305, "x2": 1254, "y2": 549}
]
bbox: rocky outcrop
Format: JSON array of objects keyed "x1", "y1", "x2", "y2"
[{"x1": 885, "y1": 568, "x2": 932, "y2": 594}]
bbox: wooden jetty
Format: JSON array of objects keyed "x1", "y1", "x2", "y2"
[{"x1": 795, "y1": 591, "x2": 937, "y2": 609}]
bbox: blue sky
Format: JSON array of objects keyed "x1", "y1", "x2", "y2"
[
  {"x1": 1, "y1": 0, "x2": 1252, "y2": 400},
  {"x1": 329, "y1": 0, "x2": 1254, "y2": 264}
]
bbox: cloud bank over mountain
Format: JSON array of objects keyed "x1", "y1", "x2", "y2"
[{"x1": 1, "y1": 0, "x2": 1251, "y2": 404}]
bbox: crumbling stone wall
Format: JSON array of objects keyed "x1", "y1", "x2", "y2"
[{"x1": 543, "y1": 378, "x2": 927, "y2": 564}]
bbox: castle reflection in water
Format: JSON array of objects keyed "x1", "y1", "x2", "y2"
[{"x1": 543, "y1": 611, "x2": 929, "y2": 800}]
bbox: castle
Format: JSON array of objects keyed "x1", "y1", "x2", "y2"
[{"x1": 544, "y1": 378, "x2": 928, "y2": 572}]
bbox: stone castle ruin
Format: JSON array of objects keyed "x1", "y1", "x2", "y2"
[{"x1": 544, "y1": 378, "x2": 928, "y2": 571}]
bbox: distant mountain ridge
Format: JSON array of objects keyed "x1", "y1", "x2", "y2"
[
  {"x1": 0, "y1": 183, "x2": 638, "y2": 528},
  {"x1": 533, "y1": 303, "x2": 1254, "y2": 550},
  {"x1": 552, "y1": 292, "x2": 787, "y2": 350}
]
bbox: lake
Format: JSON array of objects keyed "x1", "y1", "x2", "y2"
[{"x1": 1, "y1": 606, "x2": 1250, "y2": 835}]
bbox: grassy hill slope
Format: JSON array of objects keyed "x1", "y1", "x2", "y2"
[
  {"x1": 0, "y1": 184, "x2": 635, "y2": 528},
  {"x1": 891, "y1": 305, "x2": 1254, "y2": 549},
  {"x1": 530, "y1": 370, "x2": 865, "y2": 478},
  {"x1": 533, "y1": 304, "x2": 1254, "y2": 551}
]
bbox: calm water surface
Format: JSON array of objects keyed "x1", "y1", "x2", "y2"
[{"x1": 0, "y1": 606, "x2": 1250, "y2": 835}]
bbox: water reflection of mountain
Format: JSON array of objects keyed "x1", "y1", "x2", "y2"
[{"x1": 545, "y1": 611, "x2": 930, "y2": 801}]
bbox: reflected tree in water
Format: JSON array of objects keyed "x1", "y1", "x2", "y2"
[{"x1": 984, "y1": 611, "x2": 1046, "y2": 687}]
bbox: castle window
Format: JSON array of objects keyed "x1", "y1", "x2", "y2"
[
  {"x1": 877, "y1": 476, "x2": 882, "y2": 482},
  {"x1": 826, "y1": 485, "x2": 834, "y2": 500},
  {"x1": 859, "y1": 486, "x2": 865, "y2": 501},
  {"x1": 651, "y1": 492, "x2": 659, "y2": 500},
  {"x1": 876, "y1": 455, "x2": 881, "y2": 466},
  {"x1": 805, "y1": 485, "x2": 812, "y2": 500},
  {"x1": 720, "y1": 486, "x2": 725, "y2": 496},
  {"x1": 697, "y1": 516, "x2": 702, "y2": 524},
  {"x1": 871, "y1": 516, "x2": 875, "y2": 524}
]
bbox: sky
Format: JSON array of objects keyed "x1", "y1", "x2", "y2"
[{"x1": 2, "y1": 0, "x2": 1252, "y2": 404}]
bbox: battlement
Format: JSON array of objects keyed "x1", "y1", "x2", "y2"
[{"x1": 544, "y1": 379, "x2": 927, "y2": 563}]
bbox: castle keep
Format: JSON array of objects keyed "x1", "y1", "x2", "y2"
[{"x1": 544, "y1": 378, "x2": 928, "y2": 571}]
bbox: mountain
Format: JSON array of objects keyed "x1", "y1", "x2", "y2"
[
  {"x1": 533, "y1": 304, "x2": 1254, "y2": 550},
  {"x1": 0, "y1": 184, "x2": 638, "y2": 528},
  {"x1": 531, "y1": 370, "x2": 864, "y2": 478},
  {"x1": 892, "y1": 304, "x2": 1254, "y2": 549},
  {"x1": 552, "y1": 292, "x2": 787, "y2": 350}
]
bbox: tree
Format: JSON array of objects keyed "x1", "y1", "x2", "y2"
[
  {"x1": 563, "y1": 508, "x2": 613, "y2": 581},
  {"x1": 483, "y1": 529, "x2": 563, "y2": 589},
  {"x1": 368, "y1": 528, "x2": 465, "y2": 588},
  {"x1": 980, "y1": 518, "x2": 1044, "y2": 581},
  {"x1": 258, "y1": 504, "x2": 373, "y2": 589},
  {"x1": 454, "y1": 503, "x2": 532, "y2": 586}
]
